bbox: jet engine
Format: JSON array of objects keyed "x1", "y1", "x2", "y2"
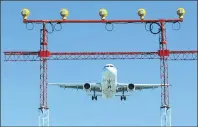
[
  {"x1": 128, "y1": 83, "x2": 135, "y2": 91},
  {"x1": 83, "y1": 83, "x2": 91, "y2": 91}
]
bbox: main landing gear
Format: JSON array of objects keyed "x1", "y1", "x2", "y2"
[
  {"x1": 121, "y1": 96, "x2": 126, "y2": 101},
  {"x1": 121, "y1": 88, "x2": 126, "y2": 101},
  {"x1": 92, "y1": 96, "x2": 97, "y2": 100},
  {"x1": 92, "y1": 88, "x2": 97, "y2": 100}
]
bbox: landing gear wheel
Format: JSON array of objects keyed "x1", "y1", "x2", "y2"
[
  {"x1": 124, "y1": 96, "x2": 126, "y2": 100},
  {"x1": 121, "y1": 96, "x2": 126, "y2": 101},
  {"x1": 92, "y1": 88, "x2": 97, "y2": 101},
  {"x1": 92, "y1": 96, "x2": 97, "y2": 100},
  {"x1": 121, "y1": 88, "x2": 126, "y2": 101}
]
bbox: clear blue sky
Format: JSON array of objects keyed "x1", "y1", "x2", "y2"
[{"x1": 1, "y1": 1, "x2": 197, "y2": 126}]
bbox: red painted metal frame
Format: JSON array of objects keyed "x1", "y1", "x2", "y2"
[
  {"x1": 4, "y1": 16, "x2": 197, "y2": 127},
  {"x1": 23, "y1": 19, "x2": 183, "y2": 23},
  {"x1": 159, "y1": 21, "x2": 170, "y2": 126},
  {"x1": 38, "y1": 23, "x2": 49, "y2": 114},
  {"x1": 4, "y1": 51, "x2": 198, "y2": 61}
]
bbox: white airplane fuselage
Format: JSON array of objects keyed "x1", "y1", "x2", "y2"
[{"x1": 101, "y1": 64, "x2": 118, "y2": 98}]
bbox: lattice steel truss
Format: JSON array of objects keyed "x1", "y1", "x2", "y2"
[
  {"x1": 37, "y1": 23, "x2": 50, "y2": 127},
  {"x1": 159, "y1": 22, "x2": 171, "y2": 127},
  {"x1": 4, "y1": 51, "x2": 198, "y2": 61}
]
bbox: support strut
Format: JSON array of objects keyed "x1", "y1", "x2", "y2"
[
  {"x1": 4, "y1": 50, "x2": 198, "y2": 61},
  {"x1": 38, "y1": 23, "x2": 49, "y2": 127},
  {"x1": 159, "y1": 21, "x2": 171, "y2": 127}
]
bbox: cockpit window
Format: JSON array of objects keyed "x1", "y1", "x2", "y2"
[{"x1": 105, "y1": 65, "x2": 114, "y2": 68}]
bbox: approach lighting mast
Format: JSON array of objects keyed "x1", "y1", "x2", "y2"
[{"x1": 4, "y1": 8, "x2": 197, "y2": 127}]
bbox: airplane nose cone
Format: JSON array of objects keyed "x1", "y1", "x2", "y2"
[
  {"x1": 103, "y1": 67, "x2": 116, "y2": 75},
  {"x1": 103, "y1": 67, "x2": 111, "y2": 72}
]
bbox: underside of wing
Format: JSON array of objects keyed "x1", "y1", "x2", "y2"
[
  {"x1": 48, "y1": 82, "x2": 102, "y2": 92},
  {"x1": 117, "y1": 83, "x2": 168, "y2": 92}
]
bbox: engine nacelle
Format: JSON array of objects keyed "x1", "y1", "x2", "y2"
[
  {"x1": 83, "y1": 83, "x2": 91, "y2": 92},
  {"x1": 128, "y1": 83, "x2": 135, "y2": 91}
]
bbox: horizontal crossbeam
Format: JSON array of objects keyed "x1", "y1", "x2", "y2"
[
  {"x1": 23, "y1": 19, "x2": 182, "y2": 23},
  {"x1": 4, "y1": 50, "x2": 197, "y2": 61}
]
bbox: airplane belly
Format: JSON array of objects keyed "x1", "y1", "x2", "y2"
[
  {"x1": 102, "y1": 89, "x2": 116, "y2": 98},
  {"x1": 102, "y1": 70, "x2": 116, "y2": 99}
]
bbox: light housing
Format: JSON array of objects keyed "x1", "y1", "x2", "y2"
[
  {"x1": 99, "y1": 8, "x2": 108, "y2": 20},
  {"x1": 21, "y1": 8, "x2": 30, "y2": 20},
  {"x1": 137, "y1": 8, "x2": 146, "y2": 20},
  {"x1": 177, "y1": 8, "x2": 185, "y2": 19},
  {"x1": 60, "y1": 8, "x2": 69, "y2": 20}
]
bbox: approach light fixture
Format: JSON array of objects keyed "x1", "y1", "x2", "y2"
[
  {"x1": 137, "y1": 8, "x2": 146, "y2": 20},
  {"x1": 177, "y1": 8, "x2": 185, "y2": 19},
  {"x1": 99, "y1": 8, "x2": 108, "y2": 20},
  {"x1": 60, "y1": 8, "x2": 69, "y2": 20},
  {"x1": 21, "y1": 8, "x2": 30, "y2": 20}
]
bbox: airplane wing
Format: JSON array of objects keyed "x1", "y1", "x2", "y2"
[
  {"x1": 116, "y1": 83, "x2": 169, "y2": 92},
  {"x1": 48, "y1": 83, "x2": 102, "y2": 92}
]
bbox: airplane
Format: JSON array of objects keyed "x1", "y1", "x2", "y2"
[{"x1": 49, "y1": 64, "x2": 169, "y2": 101}]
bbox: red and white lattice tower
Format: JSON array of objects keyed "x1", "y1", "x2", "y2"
[{"x1": 38, "y1": 23, "x2": 50, "y2": 127}]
